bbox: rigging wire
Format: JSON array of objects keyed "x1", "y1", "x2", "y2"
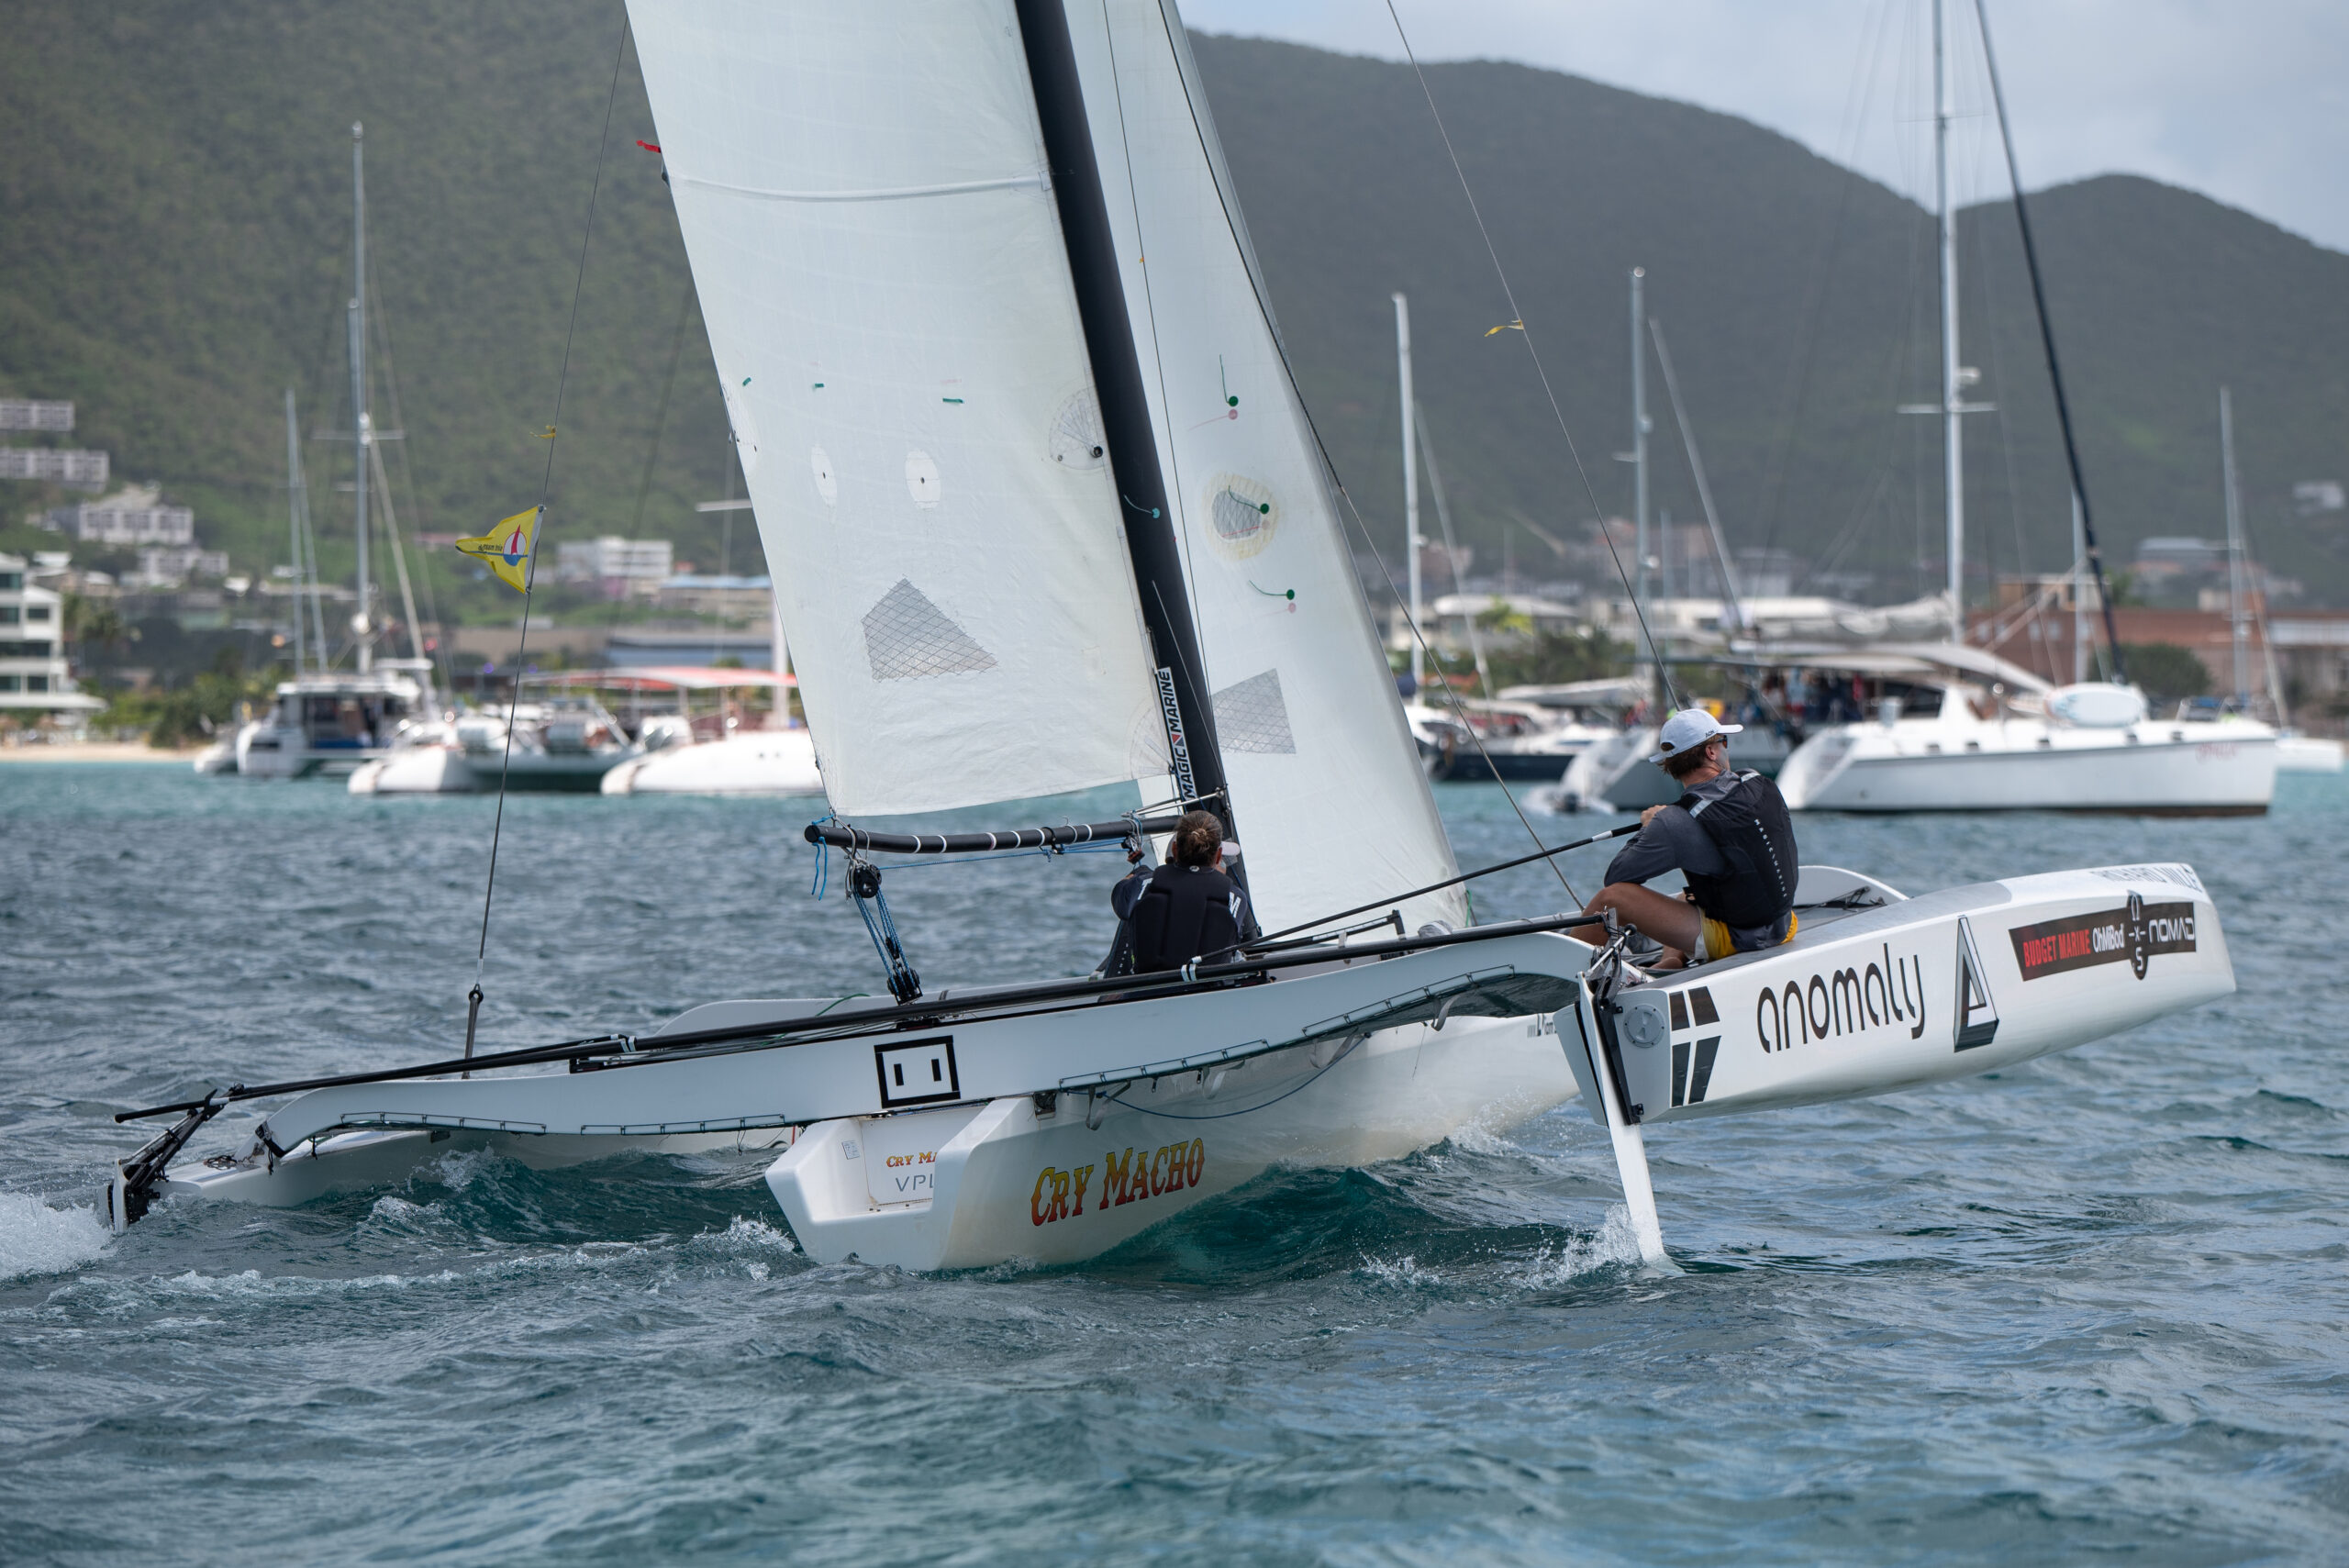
[
  {"x1": 1142, "y1": 4, "x2": 1582, "y2": 907},
  {"x1": 1376, "y1": 0, "x2": 1677, "y2": 717},
  {"x1": 469, "y1": 20, "x2": 633, "y2": 1005}
]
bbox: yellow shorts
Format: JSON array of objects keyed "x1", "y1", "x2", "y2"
[{"x1": 1697, "y1": 911, "x2": 1797, "y2": 964}]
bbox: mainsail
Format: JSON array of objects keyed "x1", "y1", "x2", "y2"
[
  {"x1": 632, "y1": 0, "x2": 1464, "y2": 935},
  {"x1": 629, "y1": 3, "x2": 1167, "y2": 815}
]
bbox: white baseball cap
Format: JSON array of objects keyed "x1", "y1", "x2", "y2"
[{"x1": 1648, "y1": 707, "x2": 1742, "y2": 765}]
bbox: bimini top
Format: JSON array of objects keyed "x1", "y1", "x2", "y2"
[{"x1": 535, "y1": 666, "x2": 796, "y2": 693}]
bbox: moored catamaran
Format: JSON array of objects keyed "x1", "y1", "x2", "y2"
[{"x1": 109, "y1": 0, "x2": 2238, "y2": 1271}]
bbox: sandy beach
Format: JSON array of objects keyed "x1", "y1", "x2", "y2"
[{"x1": 0, "y1": 741, "x2": 199, "y2": 763}]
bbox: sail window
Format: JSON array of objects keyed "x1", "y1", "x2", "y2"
[
  {"x1": 1205, "y1": 473, "x2": 1277, "y2": 560},
  {"x1": 1213, "y1": 669, "x2": 1296, "y2": 755},
  {"x1": 809, "y1": 446, "x2": 838, "y2": 505},
  {"x1": 862, "y1": 578, "x2": 997, "y2": 682},
  {"x1": 904, "y1": 450, "x2": 941, "y2": 508}
]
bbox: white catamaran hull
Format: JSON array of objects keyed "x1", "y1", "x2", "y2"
[
  {"x1": 600, "y1": 728, "x2": 823, "y2": 796},
  {"x1": 768, "y1": 1016, "x2": 1570, "y2": 1269},
  {"x1": 1779, "y1": 721, "x2": 2277, "y2": 815},
  {"x1": 350, "y1": 745, "x2": 476, "y2": 795},
  {"x1": 142, "y1": 862, "x2": 2232, "y2": 1271}
]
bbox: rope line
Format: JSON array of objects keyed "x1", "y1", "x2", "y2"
[
  {"x1": 1377, "y1": 0, "x2": 1677, "y2": 715},
  {"x1": 472, "y1": 19, "x2": 633, "y2": 991}
]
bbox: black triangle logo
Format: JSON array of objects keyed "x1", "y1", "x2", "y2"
[{"x1": 1954, "y1": 917, "x2": 2001, "y2": 1051}]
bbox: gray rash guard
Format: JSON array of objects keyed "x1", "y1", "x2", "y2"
[{"x1": 1601, "y1": 772, "x2": 1793, "y2": 951}]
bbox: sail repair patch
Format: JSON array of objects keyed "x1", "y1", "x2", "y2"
[{"x1": 862, "y1": 579, "x2": 997, "y2": 681}]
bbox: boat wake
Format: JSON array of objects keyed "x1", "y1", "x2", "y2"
[{"x1": 0, "y1": 1192, "x2": 110, "y2": 1281}]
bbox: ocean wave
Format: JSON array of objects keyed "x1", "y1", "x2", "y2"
[{"x1": 0, "y1": 1193, "x2": 108, "y2": 1281}]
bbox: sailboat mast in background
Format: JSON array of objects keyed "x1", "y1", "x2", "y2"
[
  {"x1": 1393, "y1": 293, "x2": 1421, "y2": 696},
  {"x1": 1629, "y1": 267, "x2": 1650, "y2": 631},
  {"x1": 1933, "y1": 0, "x2": 1965, "y2": 644},
  {"x1": 2220, "y1": 386, "x2": 2251, "y2": 707},
  {"x1": 348, "y1": 121, "x2": 373, "y2": 673},
  {"x1": 284, "y1": 389, "x2": 306, "y2": 678}
]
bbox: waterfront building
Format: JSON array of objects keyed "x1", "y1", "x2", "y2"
[{"x1": 0, "y1": 551, "x2": 104, "y2": 724}]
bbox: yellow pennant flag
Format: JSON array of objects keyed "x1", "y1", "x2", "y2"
[{"x1": 454, "y1": 506, "x2": 540, "y2": 593}]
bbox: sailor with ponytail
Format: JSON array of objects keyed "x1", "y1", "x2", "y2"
[{"x1": 1124, "y1": 809, "x2": 1260, "y2": 974}]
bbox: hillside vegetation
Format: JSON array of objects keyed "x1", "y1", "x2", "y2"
[{"x1": 3, "y1": 6, "x2": 2343, "y2": 615}]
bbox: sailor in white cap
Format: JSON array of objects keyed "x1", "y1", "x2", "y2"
[{"x1": 1575, "y1": 708, "x2": 1801, "y2": 968}]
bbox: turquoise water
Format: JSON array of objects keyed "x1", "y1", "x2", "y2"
[{"x1": 3, "y1": 765, "x2": 2344, "y2": 1563}]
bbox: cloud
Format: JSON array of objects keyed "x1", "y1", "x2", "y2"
[{"x1": 1182, "y1": 0, "x2": 2349, "y2": 252}]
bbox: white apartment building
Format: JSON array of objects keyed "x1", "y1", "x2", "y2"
[
  {"x1": 130, "y1": 545, "x2": 231, "y2": 587},
  {"x1": 50, "y1": 484, "x2": 194, "y2": 547},
  {"x1": 0, "y1": 552, "x2": 102, "y2": 720},
  {"x1": 555, "y1": 536, "x2": 674, "y2": 594},
  {"x1": 0, "y1": 448, "x2": 108, "y2": 485}
]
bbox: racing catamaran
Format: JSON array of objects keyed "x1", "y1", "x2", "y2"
[{"x1": 107, "y1": 0, "x2": 2238, "y2": 1271}]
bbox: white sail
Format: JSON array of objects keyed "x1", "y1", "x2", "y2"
[
  {"x1": 1064, "y1": 1, "x2": 1466, "y2": 934},
  {"x1": 628, "y1": 1, "x2": 1167, "y2": 816}
]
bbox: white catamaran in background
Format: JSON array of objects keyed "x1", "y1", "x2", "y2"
[
  {"x1": 1776, "y1": 0, "x2": 2276, "y2": 815},
  {"x1": 114, "y1": 0, "x2": 2241, "y2": 1273}
]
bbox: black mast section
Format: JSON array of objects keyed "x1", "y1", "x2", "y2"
[
  {"x1": 1974, "y1": 0, "x2": 2127, "y2": 683},
  {"x1": 1014, "y1": 0, "x2": 1237, "y2": 842}
]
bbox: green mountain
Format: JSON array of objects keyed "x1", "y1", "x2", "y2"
[
  {"x1": 1189, "y1": 35, "x2": 2349, "y2": 602},
  {"x1": 4, "y1": 7, "x2": 2344, "y2": 623}
]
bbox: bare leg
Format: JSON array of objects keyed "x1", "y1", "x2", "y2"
[{"x1": 1571, "y1": 882, "x2": 1703, "y2": 966}]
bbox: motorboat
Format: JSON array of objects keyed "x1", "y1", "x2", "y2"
[
  {"x1": 587, "y1": 667, "x2": 821, "y2": 796},
  {"x1": 1777, "y1": 644, "x2": 2277, "y2": 815},
  {"x1": 1425, "y1": 696, "x2": 1624, "y2": 783},
  {"x1": 352, "y1": 684, "x2": 687, "y2": 795},
  {"x1": 604, "y1": 724, "x2": 820, "y2": 796},
  {"x1": 105, "y1": 0, "x2": 2243, "y2": 1273}
]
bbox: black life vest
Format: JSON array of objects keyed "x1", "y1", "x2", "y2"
[
  {"x1": 1128, "y1": 863, "x2": 1249, "y2": 973},
  {"x1": 1678, "y1": 770, "x2": 1798, "y2": 932}
]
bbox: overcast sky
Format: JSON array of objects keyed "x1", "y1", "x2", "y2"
[{"x1": 1183, "y1": 0, "x2": 2349, "y2": 255}]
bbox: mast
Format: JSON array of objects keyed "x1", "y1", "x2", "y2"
[
  {"x1": 1972, "y1": 0, "x2": 2128, "y2": 681},
  {"x1": 349, "y1": 121, "x2": 373, "y2": 673},
  {"x1": 1394, "y1": 293, "x2": 1422, "y2": 696},
  {"x1": 1933, "y1": 0, "x2": 1965, "y2": 644},
  {"x1": 284, "y1": 388, "x2": 306, "y2": 678},
  {"x1": 2220, "y1": 386, "x2": 2250, "y2": 707},
  {"x1": 1014, "y1": 0, "x2": 1234, "y2": 839}
]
